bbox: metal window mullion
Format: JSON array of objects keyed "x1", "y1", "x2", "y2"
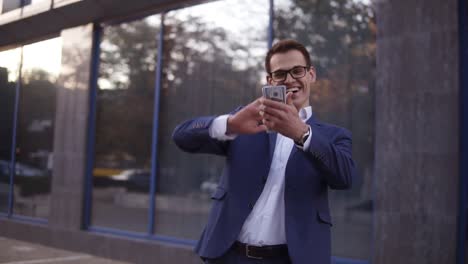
[
  {"x1": 89, "y1": 225, "x2": 195, "y2": 247},
  {"x1": 268, "y1": 0, "x2": 274, "y2": 49},
  {"x1": 148, "y1": 13, "x2": 165, "y2": 235},
  {"x1": 11, "y1": 214, "x2": 47, "y2": 224},
  {"x1": 83, "y1": 23, "x2": 102, "y2": 229}
]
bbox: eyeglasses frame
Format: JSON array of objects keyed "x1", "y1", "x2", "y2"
[{"x1": 268, "y1": 65, "x2": 312, "y2": 82}]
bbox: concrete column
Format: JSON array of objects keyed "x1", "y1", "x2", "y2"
[
  {"x1": 373, "y1": 0, "x2": 460, "y2": 263},
  {"x1": 49, "y1": 24, "x2": 94, "y2": 229}
]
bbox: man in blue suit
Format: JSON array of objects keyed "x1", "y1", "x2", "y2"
[{"x1": 173, "y1": 39, "x2": 357, "y2": 264}]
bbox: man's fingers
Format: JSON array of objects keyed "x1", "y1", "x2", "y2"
[
  {"x1": 263, "y1": 106, "x2": 285, "y2": 120},
  {"x1": 262, "y1": 119, "x2": 276, "y2": 131},
  {"x1": 253, "y1": 124, "x2": 268, "y2": 133},
  {"x1": 254, "y1": 97, "x2": 264, "y2": 106},
  {"x1": 262, "y1": 98, "x2": 289, "y2": 112},
  {"x1": 286, "y1": 92, "x2": 293, "y2": 106},
  {"x1": 247, "y1": 98, "x2": 263, "y2": 112},
  {"x1": 262, "y1": 116, "x2": 281, "y2": 131}
]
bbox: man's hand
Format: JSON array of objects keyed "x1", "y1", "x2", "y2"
[
  {"x1": 261, "y1": 92, "x2": 309, "y2": 141},
  {"x1": 227, "y1": 98, "x2": 267, "y2": 135}
]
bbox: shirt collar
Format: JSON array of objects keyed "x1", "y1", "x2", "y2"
[{"x1": 299, "y1": 106, "x2": 312, "y2": 121}]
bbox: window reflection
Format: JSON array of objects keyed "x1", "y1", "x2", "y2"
[
  {"x1": 157, "y1": 0, "x2": 269, "y2": 239},
  {"x1": 30, "y1": 0, "x2": 48, "y2": 4},
  {"x1": 2, "y1": 0, "x2": 24, "y2": 13},
  {"x1": 1, "y1": 0, "x2": 48, "y2": 13},
  {"x1": 14, "y1": 37, "x2": 62, "y2": 219},
  {"x1": 275, "y1": 0, "x2": 376, "y2": 260},
  {"x1": 91, "y1": 15, "x2": 161, "y2": 232},
  {"x1": 0, "y1": 48, "x2": 21, "y2": 213}
]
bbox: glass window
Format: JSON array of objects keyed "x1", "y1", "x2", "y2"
[
  {"x1": 1, "y1": 0, "x2": 49, "y2": 13},
  {"x1": 0, "y1": 47, "x2": 21, "y2": 213},
  {"x1": 14, "y1": 37, "x2": 62, "y2": 219},
  {"x1": 91, "y1": 14, "x2": 161, "y2": 232},
  {"x1": 2, "y1": 0, "x2": 28, "y2": 13},
  {"x1": 2, "y1": 0, "x2": 23, "y2": 13},
  {"x1": 274, "y1": 0, "x2": 376, "y2": 260},
  {"x1": 157, "y1": 0, "x2": 269, "y2": 239}
]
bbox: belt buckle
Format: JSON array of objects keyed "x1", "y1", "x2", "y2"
[{"x1": 245, "y1": 244, "x2": 263, "y2": 260}]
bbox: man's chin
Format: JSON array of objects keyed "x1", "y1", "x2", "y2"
[
  {"x1": 289, "y1": 93, "x2": 297, "y2": 103},
  {"x1": 292, "y1": 101, "x2": 303, "y2": 111},
  {"x1": 290, "y1": 94, "x2": 300, "y2": 103},
  {"x1": 292, "y1": 99, "x2": 309, "y2": 110}
]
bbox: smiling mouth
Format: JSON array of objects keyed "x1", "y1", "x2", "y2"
[{"x1": 287, "y1": 87, "x2": 300, "y2": 94}]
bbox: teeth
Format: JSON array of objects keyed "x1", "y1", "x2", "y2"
[{"x1": 287, "y1": 88, "x2": 300, "y2": 93}]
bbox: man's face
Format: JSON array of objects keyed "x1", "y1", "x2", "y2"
[{"x1": 267, "y1": 50, "x2": 316, "y2": 111}]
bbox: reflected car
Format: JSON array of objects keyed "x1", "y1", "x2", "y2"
[
  {"x1": 0, "y1": 160, "x2": 10, "y2": 178},
  {"x1": 15, "y1": 162, "x2": 46, "y2": 177},
  {"x1": 0, "y1": 160, "x2": 46, "y2": 178},
  {"x1": 0, "y1": 160, "x2": 49, "y2": 196},
  {"x1": 110, "y1": 169, "x2": 151, "y2": 192},
  {"x1": 200, "y1": 180, "x2": 218, "y2": 195}
]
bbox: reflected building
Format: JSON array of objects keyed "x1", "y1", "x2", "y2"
[{"x1": 0, "y1": 0, "x2": 466, "y2": 264}]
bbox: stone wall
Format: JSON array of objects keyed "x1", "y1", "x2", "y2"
[{"x1": 373, "y1": 0, "x2": 460, "y2": 263}]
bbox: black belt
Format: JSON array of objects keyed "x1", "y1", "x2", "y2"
[{"x1": 233, "y1": 241, "x2": 288, "y2": 259}]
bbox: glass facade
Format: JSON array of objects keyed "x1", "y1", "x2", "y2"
[
  {"x1": 13, "y1": 37, "x2": 61, "y2": 219},
  {"x1": 0, "y1": 37, "x2": 61, "y2": 218},
  {"x1": 91, "y1": 15, "x2": 161, "y2": 232},
  {"x1": 156, "y1": 0, "x2": 269, "y2": 239},
  {"x1": 274, "y1": 0, "x2": 375, "y2": 260},
  {"x1": 0, "y1": 47, "x2": 21, "y2": 213},
  {"x1": 0, "y1": 0, "x2": 376, "y2": 261}
]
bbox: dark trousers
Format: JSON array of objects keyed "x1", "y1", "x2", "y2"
[{"x1": 204, "y1": 245, "x2": 292, "y2": 264}]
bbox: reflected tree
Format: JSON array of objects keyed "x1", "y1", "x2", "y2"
[
  {"x1": 96, "y1": 19, "x2": 159, "y2": 169},
  {"x1": 158, "y1": 13, "x2": 265, "y2": 194},
  {"x1": 17, "y1": 69, "x2": 57, "y2": 170},
  {"x1": 97, "y1": 12, "x2": 266, "y2": 194}
]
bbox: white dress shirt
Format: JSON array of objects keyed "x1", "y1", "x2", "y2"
[{"x1": 209, "y1": 106, "x2": 313, "y2": 246}]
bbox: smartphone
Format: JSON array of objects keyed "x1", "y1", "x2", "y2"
[{"x1": 262, "y1": 85, "x2": 286, "y2": 103}]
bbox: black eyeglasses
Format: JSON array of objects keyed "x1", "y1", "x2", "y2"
[{"x1": 269, "y1": 66, "x2": 310, "y2": 82}]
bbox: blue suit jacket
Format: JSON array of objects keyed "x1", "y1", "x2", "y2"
[{"x1": 172, "y1": 114, "x2": 357, "y2": 264}]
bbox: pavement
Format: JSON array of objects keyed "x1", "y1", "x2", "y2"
[{"x1": 0, "y1": 236, "x2": 130, "y2": 264}]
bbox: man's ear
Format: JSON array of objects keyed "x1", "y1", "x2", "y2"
[{"x1": 308, "y1": 67, "x2": 316, "y2": 82}]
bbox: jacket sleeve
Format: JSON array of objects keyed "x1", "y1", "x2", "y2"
[
  {"x1": 305, "y1": 126, "x2": 356, "y2": 190},
  {"x1": 172, "y1": 116, "x2": 230, "y2": 156}
]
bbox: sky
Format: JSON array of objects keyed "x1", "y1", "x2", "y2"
[{"x1": 0, "y1": 38, "x2": 62, "y2": 83}]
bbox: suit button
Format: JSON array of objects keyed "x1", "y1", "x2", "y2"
[{"x1": 249, "y1": 203, "x2": 254, "y2": 209}]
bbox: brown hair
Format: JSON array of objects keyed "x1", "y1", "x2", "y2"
[{"x1": 265, "y1": 39, "x2": 312, "y2": 73}]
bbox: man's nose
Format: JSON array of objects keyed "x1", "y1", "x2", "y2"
[{"x1": 284, "y1": 72, "x2": 295, "y2": 83}]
